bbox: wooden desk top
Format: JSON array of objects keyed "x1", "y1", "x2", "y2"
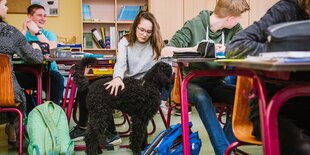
[
  {"x1": 172, "y1": 57, "x2": 215, "y2": 63},
  {"x1": 45, "y1": 57, "x2": 115, "y2": 62},
  {"x1": 215, "y1": 59, "x2": 310, "y2": 71}
]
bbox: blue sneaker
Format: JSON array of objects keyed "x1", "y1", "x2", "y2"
[
  {"x1": 104, "y1": 133, "x2": 122, "y2": 145},
  {"x1": 69, "y1": 125, "x2": 86, "y2": 141}
]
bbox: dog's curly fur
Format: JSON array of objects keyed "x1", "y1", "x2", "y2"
[{"x1": 72, "y1": 58, "x2": 172, "y2": 155}]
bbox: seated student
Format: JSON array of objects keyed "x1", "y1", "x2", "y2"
[
  {"x1": 70, "y1": 11, "x2": 169, "y2": 145},
  {"x1": 0, "y1": 0, "x2": 43, "y2": 145},
  {"x1": 161, "y1": 0, "x2": 250, "y2": 154},
  {"x1": 226, "y1": 0, "x2": 310, "y2": 154},
  {"x1": 16, "y1": 4, "x2": 64, "y2": 106}
]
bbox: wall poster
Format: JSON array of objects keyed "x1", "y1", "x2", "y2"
[
  {"x1": 31, "y1": 0, "x2": 59, "y2": 16},
  {"x1": 7, "y1": 0, "x2": 30, "y2": 14}
]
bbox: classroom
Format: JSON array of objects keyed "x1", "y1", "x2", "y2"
[{"x1": 1, "y1": 0, "x2": 310, "y2": 154}]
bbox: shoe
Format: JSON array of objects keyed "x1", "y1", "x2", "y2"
[
  {"x1": 112, "y1": 110, "x2": 123, "y2": 118},
  {"x1": 69, "y1": 125, "x2": 87, "y2": 141},
  {"x1": 5, "y1": 123, "x2": 17, "y2": 145},
  {"x1": 103, "y1": 133, "x2": 122, "y2": 146},
  {"x1": 158, "y1": 100, "x2": 168, "y2": 115},
  {"x1": 160, "y1": 105, "x2": 168, "y2": 115},
  {"x1": 174, "y1": 106, "x2": 192, "y2": 116}
]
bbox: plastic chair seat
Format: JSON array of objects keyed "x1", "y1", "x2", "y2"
[{"x1": 225, "y1": 76, "x2": 261, "y2": 155}]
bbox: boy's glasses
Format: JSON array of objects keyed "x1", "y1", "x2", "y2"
[{"x1": 137, "y1": 27, "x2": 153, "y2": 36}]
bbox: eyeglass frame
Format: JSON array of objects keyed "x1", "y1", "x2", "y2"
[{"x1": 136, "y1": 27, "x2": 153, "y2": 36}]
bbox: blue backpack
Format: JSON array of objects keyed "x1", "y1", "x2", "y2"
[
  {"x1": 27, "y1": 101, "x2": 74, "y2": 155},
  {"x1": 142, "y1": 122, "x2": 201, "y2": 155}
]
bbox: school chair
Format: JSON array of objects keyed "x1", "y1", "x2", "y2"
[
  {"x1": 61, "y1": 69, "x2": 77, "y2": 124},
  {"x1": 224, "y1": 76, "x2": 262, "y2": 155},
  {"x1": 0, "y1": 54, "x2": 23, "y2": 155}
]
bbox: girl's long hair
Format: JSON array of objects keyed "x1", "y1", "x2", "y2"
[
  {"x1": 299, "y1": 0, "x2": 310, "y2": 17},
  {"x1": 125, "y1": 11, "x2": 164, "y2": 60}
]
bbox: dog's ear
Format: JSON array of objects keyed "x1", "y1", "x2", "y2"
[
  {"x1": 158, "y1": 63, "x2": 173, "y2": 91},
  {"x1": 155, "y1": 72, "x2": 171, "y2": 92}
]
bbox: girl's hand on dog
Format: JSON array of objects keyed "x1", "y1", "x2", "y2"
[{"x1": 104, "y1": 77, "x2": 125, "y2": 96}]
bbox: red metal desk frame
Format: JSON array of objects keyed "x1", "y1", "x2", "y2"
[
  {"x1": 175, "y1": 58, "x2": 254, "y2": 155},
  {"x1": 13, "y1": 63, "x2": 45, "y2": 104},
  {"x1": 176, "y1": 58, "x2": 310, "y2": 155},
  {"x1": 216, "y1": 60, "x2": 310, "y2": 155}
]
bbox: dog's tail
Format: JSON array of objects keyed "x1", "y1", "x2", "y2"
[{"x1": 72, "y1": 57, "x2": 97, "y2": 91}]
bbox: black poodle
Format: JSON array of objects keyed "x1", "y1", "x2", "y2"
[{"x1": 72, "y1": 58, "x2": 172, "y2": 155}]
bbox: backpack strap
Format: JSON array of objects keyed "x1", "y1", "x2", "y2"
[
  {"x1": 157, "y1": 122, "x2": 193, "y2": 154},
  {"x1": 36, "y1": 101, "x2": 62, "y2": 154},
  {"x1": 142, "y1": 128, "x2": 171, "y2": 155}
]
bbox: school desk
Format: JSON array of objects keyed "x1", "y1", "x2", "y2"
[
  {"x1": 216, "y1": 59, "x2": 310, "y2": 155},
  {"x1": 172, "y1": 57, "x2": 250, "y2": 155}
]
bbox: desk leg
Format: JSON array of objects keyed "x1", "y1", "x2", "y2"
[
  {"x1": 46, "y1": 72, "x2": 51, "y2": 101},
  {"x1": 33, "y1": 72, "x2": 42, "y2": 105},
  {"x1": 46, "y1": 62, "x2": 51, "y2": 101},
  {"x1": 266, "y1": 84, "x2": 310, "y2": 155},
  {"x1": 181, "y1": 75, "x2": 192, "y2": 155},
  {"x1": 252, "y1": 75, "x2": 269, "y2": 155}
]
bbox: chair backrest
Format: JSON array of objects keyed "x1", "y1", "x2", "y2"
[
  {"x1": 0, "y1": 54, "x2": 16, "y2": 107},
  {"x1": 232, "y1": 76, "x2": 261, "y2": 144},
  {"x1": 172, "y1": 67, "x2": 181, "y2": 104}
]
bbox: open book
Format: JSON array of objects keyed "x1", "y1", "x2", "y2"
[
  {"x1": 246, "y1": 51, "x2": 310, "y2": 63},
  {"x1": 260, "y1": 51, "x2": 310, "y2": 59}
]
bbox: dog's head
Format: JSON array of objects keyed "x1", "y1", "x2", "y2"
[
  {"x1": 72, "y1": 57, "x2": 97, "y2": 91},
  {"x1": 143, "y1": 62, "x2": 173, "y2": 91}
]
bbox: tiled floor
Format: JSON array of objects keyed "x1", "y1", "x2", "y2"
[{"x1": 0, "y1": 107, "x2": 262, "y2": 154}]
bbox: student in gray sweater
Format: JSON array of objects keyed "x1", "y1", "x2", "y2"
[{"x1": 70, "y1": 11, "x2": 168, "y2": 145}]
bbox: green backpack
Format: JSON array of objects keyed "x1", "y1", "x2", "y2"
[{"x1": 27, "y1": 101, "x2": 74, "y2": 155}]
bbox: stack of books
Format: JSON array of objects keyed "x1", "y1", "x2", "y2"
[
  {"x1": 83, "y1": 26, "x2": 116, "y2": 49},
  {"x1": 118, "y1": 30, "x2": 129, "y2": 39},
  {"x1": 118, "y1": 5, "x2": 142, "y2": 21}
]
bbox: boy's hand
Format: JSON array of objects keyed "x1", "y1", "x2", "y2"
[
  {"x1": 215, "y1": 44, "x2": 225, "y2": 52},
  {"x1": 26, "y1": 20, "x2": 40, "y2": 36}
]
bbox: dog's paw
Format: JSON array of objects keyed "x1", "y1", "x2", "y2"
[
  {"x1": 132, "y1": 151, "x2": 141, "y2": 155},
  {"x1": 97, "y1": 147, "x2": 103, "y2": 154}
]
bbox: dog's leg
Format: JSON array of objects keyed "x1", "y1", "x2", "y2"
[
  {"x1": 141, "y1": 129, "x2": 148, "y2": 149},
  {"x1": 129, "y1": 116, "x2": 149, "y2": 154},
  {"x1": 85, "y1": 109, "x2": 109, "y2": 155}
]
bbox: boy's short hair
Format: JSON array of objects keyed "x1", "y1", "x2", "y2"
[
  {"x1": 27, "y1": 4, "x2": 45, "y2": 15},
  {"x1": 214, "y1": 0, "x2": 250, "y2": 18}
]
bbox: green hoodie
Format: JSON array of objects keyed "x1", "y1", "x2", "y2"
[{"x1": 168, "y1": 10, "x2": 242, "y2": 84}]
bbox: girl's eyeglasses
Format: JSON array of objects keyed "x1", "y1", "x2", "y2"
[{"x1": 137, "y1": 27, "x2": 153, "y2": 36}]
